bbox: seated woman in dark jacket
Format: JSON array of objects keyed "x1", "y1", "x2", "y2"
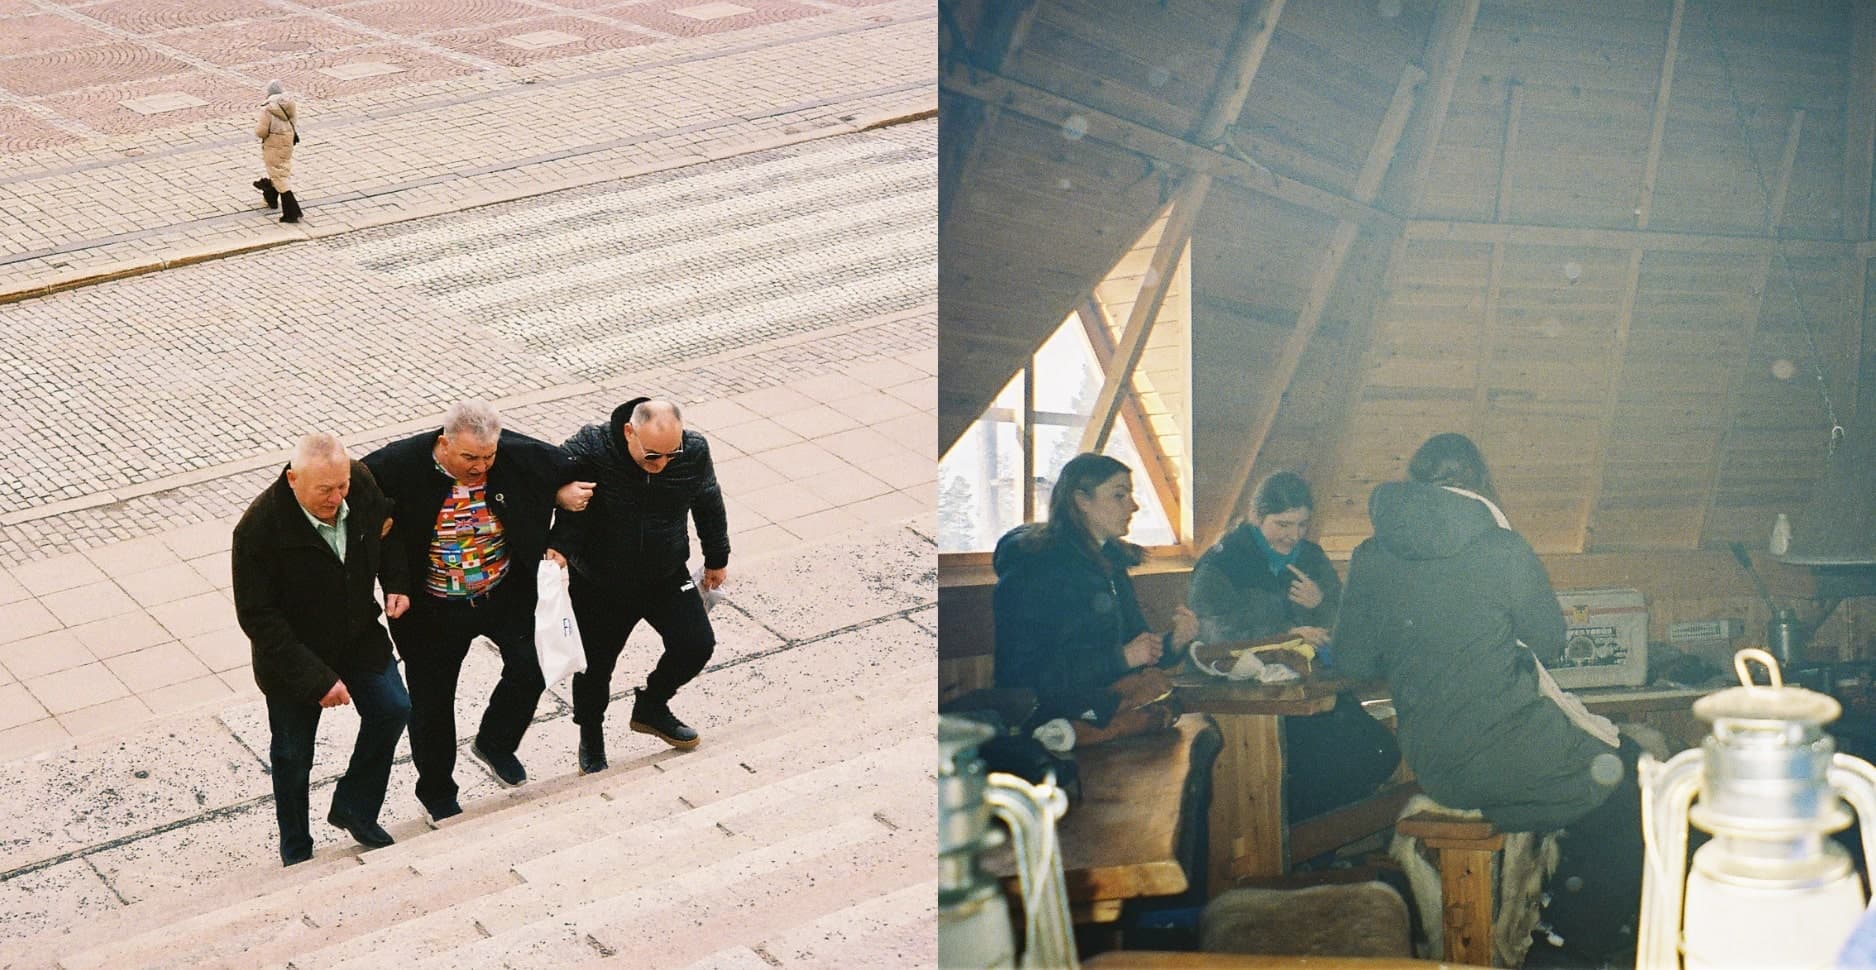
[
  {"x1": 1188, "y1": 471, "x2": 1399, "y2": 821},
  {"x1": 993, "y1": 452, "x2": 1197, "y2": 742},
  {"x1": 1334, "y1": 433, "x2": 1641, "y2": 964}
]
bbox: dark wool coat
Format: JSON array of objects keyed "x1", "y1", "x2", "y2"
[
  {"x1": 1334, "y1": 481, "x2": 1618, "y2": 832},
  {"x1": 552, "y1": 398, "x2": 730, "y2": 582},
  {"x1": 363, "y1": 428, "x2": 577, "y2": 604},
  {"x1": 232, "y1": 461, "x2": 403, "y2": 704},
  {"x1": 991, "y1": 524, "x2": 1176, "y2": 725},
  {"x1": 1187, "y1": 524, "x2": 1341, "y2": 644}
]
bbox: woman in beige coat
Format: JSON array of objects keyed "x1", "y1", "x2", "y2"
[{"x1": 253, "y1": 80, "x2": 301, "y2": 223}]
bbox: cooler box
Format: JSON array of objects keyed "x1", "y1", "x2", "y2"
[{"x1": 1545, "y1": 587, "x2": 1648, "y2": 689}]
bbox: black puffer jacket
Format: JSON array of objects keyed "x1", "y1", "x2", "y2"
[
  {"x1": 1334, "y1": 481, "x2": 1617, "y2": 832},
  {"x1": 553, "y1": 398, "x2": 729, "y2": 581},
  {"x1": 363, "y1": 428, "x2": 576, "y2": 603},
  {"x1": 1187, "y1": 524, "x2": 1340, "y2": 644},
  {"x1": 232, "y1": 462, "x2": 403, "y2": 704},
  {"x1": 992, "y1": 524, "x2": 1176, "y2": 725}
]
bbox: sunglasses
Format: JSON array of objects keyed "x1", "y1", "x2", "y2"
[{"x1": 639, "y1": 446, "x2": 683, "y2": 461}]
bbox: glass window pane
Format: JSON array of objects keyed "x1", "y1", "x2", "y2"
[{"x1": 938, "y1": 372, "x2": 1023, "y2": 552}]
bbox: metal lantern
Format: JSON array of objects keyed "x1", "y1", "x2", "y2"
[
  {"x1": 938, "y1": 714, "x2": 1078, "y2": 970},
  {"x1": 1638, "y1": 649, "x2": 1876, "y2": 969}
]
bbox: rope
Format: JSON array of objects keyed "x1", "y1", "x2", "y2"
[{"x1": 1700, "y1": 1, "x2": 1846, "y2": 454}]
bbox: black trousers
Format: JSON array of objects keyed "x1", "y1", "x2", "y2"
[
  {"x1": 387, "y1": 580, "x2": 544, "y2": 808},
  {"x1": 266, "y1": 659, "x2": 410, "y2": 860},
  {"x1": 568, "y1": 566, "x2": 716, "y2": 723},
  {"x1": 1540, "y1": 735, "x2": 1647, "y2": 962}
]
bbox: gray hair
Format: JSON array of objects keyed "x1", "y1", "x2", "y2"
[
  {"x1": 443, "y1": 400, "x2": 502, "y2": 443},
  {"x1": 629, "y1": 399, "x2": 682, "y2": 428},
  {"x1": 265, "y1": 79, "x2": 285, "y2": 97},
  {"x1": 289, "y1": 433, "x2": 348, "y2": 471}
]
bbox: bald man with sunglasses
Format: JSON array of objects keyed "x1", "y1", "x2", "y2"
[{"x1": 552, "y1": 397, "x2": 729, "y2": 772}]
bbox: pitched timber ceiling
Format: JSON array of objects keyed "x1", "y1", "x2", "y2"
[{"x1": 939, "y1": 0, "x2": 1876, "y2": 557}]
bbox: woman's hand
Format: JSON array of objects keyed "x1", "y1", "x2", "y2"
[
  {"x1": 1111, "y1": 667, "x2": 1173, "y2": 711},
  {"x1": 1291, "y1": 625, "x2": 1330, "y2": 647},
  {"x1": 1169, "y1": 604, "x2": 1200, "y2": 650},
  {"x1": 1123, "y1": 631, "x2": 1164, "y2": 668},
  {"x1": 1286, "y1": 564, "x2": 1324, "y2": 609}
]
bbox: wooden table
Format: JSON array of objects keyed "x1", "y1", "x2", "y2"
[
  {"x1": 982, "y1": 714, "x2": 1222, "y2": 923},
  {"x1": 1170, "y1": 672, "x2": 1348, "y2": 894}
]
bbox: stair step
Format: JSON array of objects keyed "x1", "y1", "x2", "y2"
[
  {"x1": 729, "y1": 879, "x2": 937, "y2": 968},
  {"x1": 53, "y1": 694, "x2": 927, "y2": 970},
  {"x1": 18, "y1": 637, "x2": 930, "y2": 966},
  {"x1": 371, "y1": 779, "x2": 929, "y2": 969},
  {"x1": 273, "y1": 735, "x2": 928, "y2": 970}
]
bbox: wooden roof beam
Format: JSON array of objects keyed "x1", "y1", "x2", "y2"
[
  {"x1": 1381, "y1": 0, "x2": 1480, "y2": 216},
  {"x1": 937, "y1": 0, "x2": 1039, "y2": 232},
  {"x1": 1079, "y1": 298, "x2": 1185, "y2": 542},
  {"x1": 940, "y1": 61, "x2": 1401, "y2": 234},
  {"x1": 1203, "y1": 63, "x2": 1423, "y2": 548},
  {"x1": 1192, "y1": 0, "x2": 1288, "y2": 146},
  {"x1": 1080, "y1": 177, "x2": 1208, "y2": 455},
  {"x1": 1845, "y1": 0, "x2": 1876, "y2": 241},
  {"x1": 1402, "y1": 221, "x2": 1851, "y2": 259}
]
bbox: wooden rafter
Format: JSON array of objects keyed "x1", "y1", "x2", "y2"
[
  {"x1": 1386, "y1": 0, "x2": 1480, "y2": 215},
  {"x1": 1080, "y1": 177, "x2": 1208, "y2": 454},
  {"x1": 1203, "y1": 62, "x2": 1424, "y2": 547},
  {"x1": 1577, "y1": 0, "x2": 1685, "y2": 550},
  {"x1": 939, "y1": 61, "x2": 1400, "y2": 233},
  {"x1": 1079, "y1": 299, "x2": 1185, "y2": 537},
  {"x1": 1495, "y1": 82, "x2": 1523, "y2": 223},
  {"x1": 1845, "y1": 0, "x2": 1876, "y2": 241},
  {"x1": 938, "y1": 0, "x2": 1039, "y2": 232},
  {"x1": 1079, "y1": 0, "x2": 1287, "y2": 457},
  {"x1": 1404, "y1": 221, "x2": 1850, "y2": 259},
  {"x1": 1690, "y1": 108, "x2": 1808, "y2": 546},
  {"x1": 1470, "y1": 81, "x2": 1522, "y2": 434}
]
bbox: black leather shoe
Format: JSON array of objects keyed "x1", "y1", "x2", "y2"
[
  {"x1": 630, "y1": 703, "x2": 700, "y2": 750},
  {"x1": 423, "y1": 797, "x2": 463, "y2": 822},
  {"x1": 281, "y1": 844, "x2": 313, "y2": 867},
  {"x1": 470, "y1": 740, "x2": 527, "y2": 786},
  {"x1": 327, "y1": 808, "x2": 394, "y2": 849},
  {"x1": 578, "y1": 722, "x2": 608, "y2": 775}
]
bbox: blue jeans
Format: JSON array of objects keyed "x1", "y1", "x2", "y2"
[{"x1": 267, "y1": 659, "x2": 411, "y2": 861}]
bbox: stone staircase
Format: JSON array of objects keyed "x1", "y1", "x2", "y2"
[{"x1": 0, "y1": 522, "x2": 937, "y2": 970}]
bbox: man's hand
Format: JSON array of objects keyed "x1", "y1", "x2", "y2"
[
  {"x1": 1170, "y1": 604, "x2": 1200, "y2": 650},
  {"x1": 1122, "y1": 630, "x2": 1163, "y2": 668},
  {"x1": 1286, "y1": 564, "x2": 1324, "y2": 609},
  {"x1": 555, "y1": 480, "x2": 596, "y2": 512},
  {"x1": 384, "y1": 593, "x2": 409, "y2": 619},
  {"x1": 380, "y1": 517, "x2": 394, "y2": 539},
  {"x1": 543, "y1": 549, "x2": 567, "y2": 568},
  {"x1": 319, "y1": 680, "x2": 352, "y2": 708},
  {"x1": 1291, "y1": 625, "x2": 1330, "y2": 647},
  {"x1": 702, "y1": 567, "x2": 727, "y2": 590}
]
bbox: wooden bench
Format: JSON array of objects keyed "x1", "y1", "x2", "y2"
[
  {"x1": 980, "y1": 714, "x2": 1222, "y2": 924},
  {"x1": 1392, "y1": 812, "x2": 1505, "y2": 967}
]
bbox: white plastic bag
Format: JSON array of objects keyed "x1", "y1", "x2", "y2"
[
  {"x1": 534, "y1": 560, "x2": 586, "y2": 685},
  {"x1": 689, "y1": 563, "x2": 725, "y2": 612}
]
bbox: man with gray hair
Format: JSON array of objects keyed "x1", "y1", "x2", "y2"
[
  {"x1": 554, "y1": 396, "x2": 729, "y2": 770},
  {"x1": 233, "y1": 433, "x2": 410, "y2": 865},
  {"x1": 364, "y1": 401, "x2": 592, "y2": 819}
]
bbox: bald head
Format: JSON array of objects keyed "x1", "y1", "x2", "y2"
[
  {"x1": 624, "y1": 399, "x2": 684, "y2": 473},
  {"x1": 286, "y1": 433, "x2": 350, "y2": 524}
]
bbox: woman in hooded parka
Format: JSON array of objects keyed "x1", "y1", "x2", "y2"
[{"x1": 253, "y1": 80, "x2": 301, "y2": 223}]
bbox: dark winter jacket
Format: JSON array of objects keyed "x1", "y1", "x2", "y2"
[
  {"x1": 1334, "y1": 481, "x2": 1617, "y2": 832},
  {"x1": 552, "y1": 399, "x2": 730, "y2": 582},
  {"x1": 363, "y1": 428, "x2": 577, "y2": 604},
  {"x1": 1188, "y1": 524, "x2": 1341, "y2": 644},
  {"x1": 992, "y1": 524, "x2": 1175, "y2": 725},
  {"x1": 232, "y1": 462, "x2": 403, "y2": 704}
]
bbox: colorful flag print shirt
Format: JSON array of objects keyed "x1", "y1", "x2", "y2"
[{"x1": 425, "y1": 472, "x2": 510, "y2": 599}]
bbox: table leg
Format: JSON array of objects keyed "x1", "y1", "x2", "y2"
[{"x1": 1206, "y1": 713, "x2": 1288, "y2": 896}]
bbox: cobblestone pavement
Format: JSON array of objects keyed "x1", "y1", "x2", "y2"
[
  {"x1": 0, "y1": 113, "x2": 935, "y2": 763},
  {"x1": 0, "y1": 0, "x2": 933, "y2": 295}
]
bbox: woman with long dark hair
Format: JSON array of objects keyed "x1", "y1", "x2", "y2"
[
  {"x1": 992, "y1": 453, "x2": 1196, "y2": 739},
  {"x1": 1336, "y1": 432, "x2": 1642, "y2": 964}
]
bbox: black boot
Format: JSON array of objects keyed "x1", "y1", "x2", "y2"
[
  {"x1": 279, "y1": 191, "x2": 301, "y2": 223},
  {"x1": 630, "y1": 699, "x2": 699, "y2": 750},
  {"x1": 578, "y1": 721, "x2": 608, "y2": 775},
  {"x1": 253, "y1": 178, "x2": 278, "y2": 209}
]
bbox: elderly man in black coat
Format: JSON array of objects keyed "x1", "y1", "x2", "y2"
[
  {"x1": 554, "y1": 397, "x2": 730, "y2": 771},
  {"x1": 364, "y1": 400, "x2": 589, "y2": 820},
  {"x1": 232, "y1": 433, "x2": 412, "y2": 866}
]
